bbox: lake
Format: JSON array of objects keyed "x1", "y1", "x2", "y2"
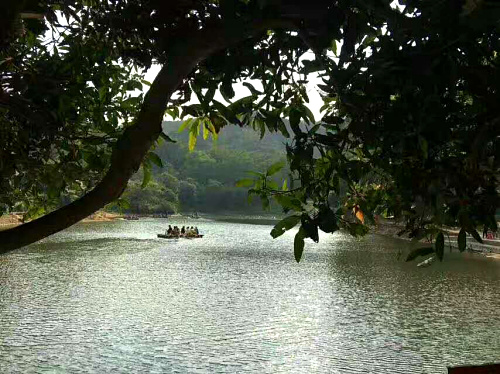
[{"x1": 1, "y1": 218, "x2": 499, "y2": 373}]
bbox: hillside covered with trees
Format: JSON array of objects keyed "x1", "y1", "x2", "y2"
[{"x1": 119, "y1": 121, "x2": 289, "y2": 215}]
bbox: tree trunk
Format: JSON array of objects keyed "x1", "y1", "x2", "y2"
[{"x1": 0, "y1": 19, "x2": 294, "y2": 254}]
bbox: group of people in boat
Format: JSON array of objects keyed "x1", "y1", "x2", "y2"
[{"x1": 165, "y1": 225, "x2": 200, "y2": 238}]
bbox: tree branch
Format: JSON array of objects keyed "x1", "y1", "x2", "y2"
[{"x1": 0, "y1": 18, "x2": 295, "y2": 254}]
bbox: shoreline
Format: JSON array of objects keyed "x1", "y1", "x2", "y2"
[
  {"x1": 81, "y1": 211, "x2": 124, "y2": 222},
  {"x1": 372, "y1": 219, "x2": 500, "y2": 256},
  {"x1": 2, "y1": 212, "x2": 499, "y2": 257},
  {"x1": 0, "y1": 211, "x2": 125, "y2": 227}
]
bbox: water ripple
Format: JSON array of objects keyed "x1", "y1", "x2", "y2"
[{"x1": 1, "y1": 219, "x2": 499, "y2": 373}]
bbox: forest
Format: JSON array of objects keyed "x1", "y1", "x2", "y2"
[{"x1": 118, "y1": 121, "x2": 289, "y2": 215}]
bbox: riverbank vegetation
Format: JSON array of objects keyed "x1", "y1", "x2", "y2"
[{"x1": 0, "y1": 1, "x2": 498, "y2": 257}]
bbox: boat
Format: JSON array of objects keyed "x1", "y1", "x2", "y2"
[{"x1": 157, "y1": 234, "x2": 204, "y2": 239}]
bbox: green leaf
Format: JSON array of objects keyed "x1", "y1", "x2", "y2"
[
  {"x1": 458, "y1": 228, "x2": 466, "y2": 252},
  {"x1": 310, "y1": 124, "x2": 320, "y2": 134},
  {"x1": 188, "y1": 131, "x2": 197, "y2": 152},
  {"x1": 203, "y1": 86, "x2": 216, "y2": 109},
  {"x1": 301, "y1": 59, "x2": 322, "y2": 75},
  {"x1": 188, "y1": 118, "x2": 200, "y2": 151},
  {"x1": 221, "y1": 81, "x2": 235, "y2": 101},
  {"x1": 282, "y1": 179, "x2": 288, "y2": 191},
  {"x1": 435, "y1": 232, "x2": 444, "y2": 261},
  {"x1": 207, "y1": 121, "x2": 219, "y2": 140},
  {"x1": 300, "y1": 104, "x2": 315, "y2": 124},
  {"x1": 246, "y1": 170, "x2": 266, "y2": 178},
  {"x1": 181, "y1": 104, "x2": 203, "y2": 118},
  {"x1": 147, "y1": 152, "x2": 163, "y2": 168},
  {"x1": 165, "y1": 108, "x2": 180, "y2": 119},
  {"x1": 361, "y1": 35, "x2": 376, "y2": 48},
  {"x1": 270, "y1": 215, "x2": 301, "y2": 238},
  {"x1": 406, "y1": 247, "x2": 434, "y2": 262},
  {"x1": 277, "y1": 119, "x2": 290, "y2": 138},
  {"x1": 235, "y1": 178, "x2": 255, "y2": 187},
  {"x1": 301, "y1": 216, "x2": 319, "y2": 242},
  {"x1": 243, "y1": 82, "x2": 262, "y2": 96},
  {"x1": 294, "y1": 226, "x2": 306, "y2": 263},
  {"x1": 178, "y1": 118, "x2": 193, "y2": 133},
  {"x1": 289, "y1": 107, "x2": 302, "y2": 134},
  {"x1": 317, "y1": 207, "x2": 338, "y2": 233},
  {"x1": 191, "y1": 118, "x2": 201, "y2": 135},
  {"x1": 274, "y1": 194, "x2": 302, "y2": 211},
  {"x1": 141, "y1": 164, "x2": 152, "y2": 188},
  {"x1": 266, "y1": 161, "x2": 285, "y2": 176},
  {"x1": 202, "y1": 119, "x2": 210, "y2": 140},
  {"x1": 467, "y1": 228, "x2": 483, "y2": 244},
  {"x1": 330, "y1": 40, "x2": 338, "y2": 56},
  {"x1": 212, "y1": 100, "x2": 233, "y2": 122}
]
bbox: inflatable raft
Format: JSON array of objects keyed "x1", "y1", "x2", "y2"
[{"x1": 157, "y1": 234, "x2": 204, "y2": 239}]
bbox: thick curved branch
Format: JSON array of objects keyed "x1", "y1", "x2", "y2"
[{"x1": 0, "y1": 18, "x2": 295, "y2": 254}]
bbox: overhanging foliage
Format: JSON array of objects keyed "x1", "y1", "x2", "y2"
[{"x1": 0, "y1": 0, "x2": 498, "y2": 258}]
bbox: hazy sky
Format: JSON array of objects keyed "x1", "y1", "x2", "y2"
[{"x1": 143, "y1": 51, "x2": 326, "y2": 121}]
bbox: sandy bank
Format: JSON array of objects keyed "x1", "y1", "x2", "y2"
[
  {"x1": 0, "y1": 211, "x2": 124, "y2": 227},
  {"x1": 82, "y1": 211, "x2": 123, "y2": 222}
]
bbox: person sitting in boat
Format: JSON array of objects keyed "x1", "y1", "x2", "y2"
[
  {"x1": 172, "y1": 226, "x2": 179, "y2": 236},
  {"x1": 194, "y1": 226, "x2": 199, "y2": 235},
  {"x1": 166, "y1": 225, "x2": 173, "y2": 236},
  {"x1": 181, "y1": 226, "x2": 186, "y2": 236}
]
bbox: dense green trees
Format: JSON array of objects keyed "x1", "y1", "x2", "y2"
[
  {"x1": 123, "y1": 180, "x2": 177, "y2": 214},
  {"x1": 119, "y1": 121, "x2": 287, "y2": 214},
  {"x1": 0, "y1": 1, "x2": 499, "y2": 257}
]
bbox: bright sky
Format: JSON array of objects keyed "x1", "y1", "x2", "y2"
[{"x1": 143, "y1": 52, "x2": 326, "y2": 121}]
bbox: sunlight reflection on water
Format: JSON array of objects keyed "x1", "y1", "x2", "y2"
[{"x1": 0, "y1": 218, "x2": 499, "y2": 373}]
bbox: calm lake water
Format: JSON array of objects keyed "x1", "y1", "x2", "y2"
[{"x1": 1, "y1": 218, "x2": 499, "y2": 373}]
